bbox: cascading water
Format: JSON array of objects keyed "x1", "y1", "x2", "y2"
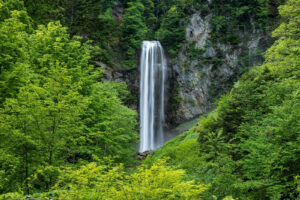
[{"x1": 139, "y1": 41, "x2": 166, "y2": 152}]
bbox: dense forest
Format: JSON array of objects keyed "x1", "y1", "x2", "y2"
[{"x1": 0, "y1": 0, "x2": 299, "y2": 199}]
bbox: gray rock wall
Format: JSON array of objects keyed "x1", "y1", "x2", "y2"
[{"x1": 166, "y1": 12, "x2": 270, "y2": 125}]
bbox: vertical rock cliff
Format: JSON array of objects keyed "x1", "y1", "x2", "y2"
[{"x1": 166, "y1": 12, "x2": 271, "y2": 124}]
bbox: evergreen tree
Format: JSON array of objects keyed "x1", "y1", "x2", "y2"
[
  {"x1": 120, "y1": 0, "x2": 148, "y2": 69},
  {"x1": 155, "y1": 5, "x2": 185, "y2": 56}
]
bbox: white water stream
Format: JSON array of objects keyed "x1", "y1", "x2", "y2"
[{"x1": 139, "y1": 41, "x2": 166, "y2": 152}]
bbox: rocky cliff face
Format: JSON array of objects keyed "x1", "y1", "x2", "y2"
[{"x1": 166, "y1": 12, "x2": 271, "y2": 125}]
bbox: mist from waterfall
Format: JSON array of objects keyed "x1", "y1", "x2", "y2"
[{"x1": 139, "y1": 41, "x2": 166, "y2": 152}]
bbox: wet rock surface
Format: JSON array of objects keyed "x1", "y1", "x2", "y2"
[{"x1": 137, "y1": 150, "x2": 152, "y2": 160}]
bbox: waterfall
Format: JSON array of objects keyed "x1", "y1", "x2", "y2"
[{"x1": 139, "y1": 41, "x2": 166, "y2": 152}]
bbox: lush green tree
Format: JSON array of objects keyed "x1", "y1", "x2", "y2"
[
  {"x1": 0, "y1": 0, "x2": 26, "y2": 20},
  {"x1": 97, "y1": 8, "x2": 119, "y2": 44},
  {"x1": 23, "y1": 0, "x2": 122, "y2": 68},
  {"x1": 208, "y1": 0, "x2": 279, "y2": 44},
  {"x1": 0, "y1": 1, "x2": 33, "y2": 103},
  {"x1": 18, "y1": 160, "x2": 207, "y2": 200},
  {"x1": 28, "y1": 21, "x2": 96, "y2": 95},
  {"x1": 238, "y1": 90, "x2": 299, "y2": 198},
  {"x1": 141, "y1": 0, "x2": 156, "y2": 34},
  {"x1": 155, "y1": 5, "x2": 185, "y2": 56},
  {"x1": 0, "y1": 3, "x2": 139, "y2": 194},
  {"x1": 120, "y1": 0, "x2": 148, "y2": 69},
  {"x1": 23, "y1": 0, "x2": 63, "y2": 25},
  {"x1": 82, "y1": 81, "x2": 138, "y2": 163},
  {"x1": 0, "y1": 63, "x2": 88, "y2": 193}
]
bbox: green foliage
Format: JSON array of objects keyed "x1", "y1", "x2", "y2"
[
  {"x1": 23, "y1": 0, "x2": 117, "y2": 38},
  {"x1": 0, "y1": 160, "x2": 208, "y2": 199},
  {"x1": 120, "y1": 0, "x2": 148, "y2": 69},
  {"x1": 23, "y1": 0, "x2": 62, "y2": 25},
  {"x1": 82, "y1": 81, "x2": 138, "y2": 163},
  {"x1": 23, "y1": 0, "x2": 121, "y2": 68},
  {"x1": 61, "y1": 0, "x2": 120, "y2": 43},
  {"x1": 237, "y1": 92, "x2": 299, "y2": 198},
  {"x1": 97, "y1": 8, "x2": 119, "y2": 44},
  {"x1": 145, "y1": 128, "x2": 203, "y2": 180},
  {"x1": 28, "y1": 160, "x2": 207, "y2": 200},
  {"x1": 208, "y1": 0, "x2": 277, "y2": 44},
  {"x1": 28, "y1": 21, "x2": 96, "y2": 95},
  {"x1": 0, "y1": 192, "x2": 24, "y2": 200},
  {"x1": 0, "y1": 2, "x2": 32, "y2": 103},
  {"x1": 0, "y1": 63, "x2": 89, "y2": 193},
  {"x1": 0, "y1": 2, "x2": 138, "y2": 195},
  {"x1": 141, "y1": 0, "x2": 156, "y2": 34},
  {"x1": 156, "y1": 5, "x2": 185, "y2": 56}
]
